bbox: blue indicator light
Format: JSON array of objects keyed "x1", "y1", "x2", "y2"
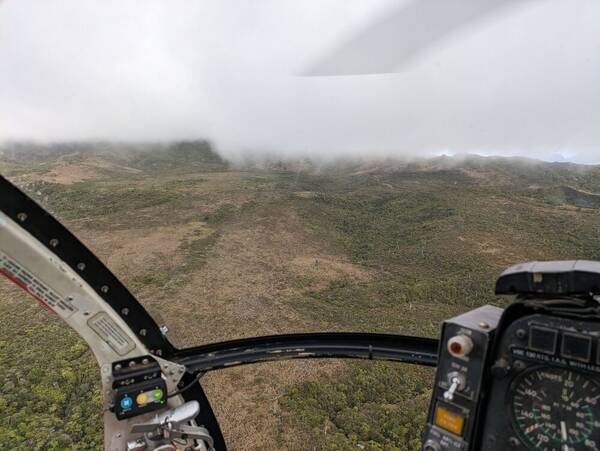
[{"x1": 120, "y1": 396, "x2": 133, "y2": 409}]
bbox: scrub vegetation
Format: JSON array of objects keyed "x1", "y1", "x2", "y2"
[
  {"x1": 1, "y1": 142, "x2": 600, "y2": 450},
  {"x1": 0, "y1": 287, "x2": 102, "y2": 450}
]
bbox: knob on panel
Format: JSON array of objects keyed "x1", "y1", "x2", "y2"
[
  {"x1": 423, "y1": 439, "x2": 442, "y2": 451},
  {"x1": 447, "y1": 335, "x2": 473, "y2": 357}
]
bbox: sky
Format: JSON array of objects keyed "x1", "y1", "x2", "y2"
[{"x1": 0, "y1": 0, "x2": 599, "y2": 163}]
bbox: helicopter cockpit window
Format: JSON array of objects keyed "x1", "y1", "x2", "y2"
[{"x1": 1, "y1": 1, "x2": 599, "y2": 450}]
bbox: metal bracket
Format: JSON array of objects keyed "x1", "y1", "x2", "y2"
[{"x1": 153, "y1": 355, "x2": 187, "y2": 393}]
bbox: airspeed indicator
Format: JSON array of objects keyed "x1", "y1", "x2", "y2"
[{"x1": 510, "y1": 367, "x2": 600, "y2": 451}]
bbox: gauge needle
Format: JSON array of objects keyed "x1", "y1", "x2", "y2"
[{"x1": 561, "y1": 421, "x2": 568, "y2": 451}]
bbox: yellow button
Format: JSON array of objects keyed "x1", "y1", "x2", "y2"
[
  {"x1": 434, "y1": 405, "x2": 465, "y2": 436},
  {"x1": 136, "y1": 393, "x2": 149, "y2": 405}
]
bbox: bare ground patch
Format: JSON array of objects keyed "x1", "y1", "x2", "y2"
[
  {"x1": 158, "y1": 206, "x2": 374, "y2": 347},
  {"x1": 74, "y1": 221, "x2": 213, "y2": 277},
  {"x1": 14, "y1": 157, "x2": 142, "y2": 185}
]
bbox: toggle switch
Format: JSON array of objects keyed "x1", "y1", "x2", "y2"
[{"x1": 443, "y1": 372, "x2": 466, "y2": 401}]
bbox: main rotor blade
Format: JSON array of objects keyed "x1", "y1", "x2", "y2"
[{"x1": 304, "y1": 0, "x2": 531, "y2": 76}]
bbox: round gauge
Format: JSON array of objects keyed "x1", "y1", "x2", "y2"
[{"x1": 510, "y1": 367, "x2": 600, "y2": 451}]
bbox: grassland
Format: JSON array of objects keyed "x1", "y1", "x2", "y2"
[{"x1": 1, "y1": 142, "x2": 600, "y2": 450}]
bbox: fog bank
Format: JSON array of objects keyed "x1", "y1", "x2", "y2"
[{"x1": 1, "y1": 0, "x2": 599, "y2": 164}]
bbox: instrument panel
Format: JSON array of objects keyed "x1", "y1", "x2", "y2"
[
  {"x1": 479, "y1": 314, "x2": 600, "y2": 451},
  {"x1": 423, "y1": 308, "x2": 600, "y2": 451}
]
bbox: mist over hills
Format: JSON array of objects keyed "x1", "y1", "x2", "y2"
[
  {"x1": 3, "y1": 139, "x2": 600, "y2": 215},
  {"x1": 1, "y1": 139, "x2": 597, "y2": 170}
]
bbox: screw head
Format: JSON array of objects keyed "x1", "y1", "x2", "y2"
[
  {"x1": 77, "y1": 262, "x2": 86, "y2": 271},
  {"x1": 121, "y1": 307, "x2": 129, "y2": 316},
  {"x1": 516, "y1": 329, "x2": 527, "y2": 340},
  {"x1": 513, "y1": 360, "x2": 526, "y2": 371},
  {"x1": 479, "y1": 321, "x2": 490, "y2": 330},
  {"x1": 49, "y1": 238, "x2": 59, "y2": 247},
  {"x1": 100, "y1": 285, "x2": 109, "y2": 294},
  {"x1": 17, "y1": 212, "x2": 27, "y2": 222}
]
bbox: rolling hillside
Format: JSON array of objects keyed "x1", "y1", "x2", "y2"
[{"x1": 1, "y1": 142, "x2": 599, "y2": 450}]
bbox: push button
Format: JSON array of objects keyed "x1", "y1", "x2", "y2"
[
  {"x1": 152, "y1": 389, "x2": 164, "y2": 401},
  {"x1": 120, "y1": 396, "x2": 133, "y2": 410},
  {"x1": 136, "y1": 393, "x2": 149, "y2": 405}
]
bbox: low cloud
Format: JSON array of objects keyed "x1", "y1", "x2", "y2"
[{"x1": 0, "y1": 0, "x2": 599, "y2": 163}]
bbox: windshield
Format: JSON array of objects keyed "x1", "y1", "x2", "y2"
[{"x1": 1, "y1": 1, "x2": 599, "y2": 450}]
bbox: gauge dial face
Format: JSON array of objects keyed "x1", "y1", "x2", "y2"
[{"x1": 511, "y1": 367, "x2": 600, "y2": 451}]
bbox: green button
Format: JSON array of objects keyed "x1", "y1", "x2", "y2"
[{"x1": 152, "y1": 389, "x2": 163, "y2": 400}]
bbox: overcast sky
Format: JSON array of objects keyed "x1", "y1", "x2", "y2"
[{"x1": 0, "y1": 0, "x2": 599, "y2": 163}]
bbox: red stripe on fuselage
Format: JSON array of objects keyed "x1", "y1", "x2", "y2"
[{"x1": 0, "y1": 267, "x2": 56, "y2": 313}]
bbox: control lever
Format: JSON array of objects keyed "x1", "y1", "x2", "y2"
[
  {"x1": 131, "y1": 401, "x2": 201, "y2": 434},
  {"x1": 128, "y1": 401, "x2": 214, "y2": 451}
]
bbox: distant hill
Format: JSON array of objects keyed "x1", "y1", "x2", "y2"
[
  {"x1": 0, "y1": 140, "x2": 227, "y2": 171},
  {"x1": 3, "y1": 141, "x2": 600, "y2": 211}
]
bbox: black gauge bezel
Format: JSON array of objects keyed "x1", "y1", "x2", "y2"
[{"x1": 507, "y1": 365, "x2": 600, "y2": 451}]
